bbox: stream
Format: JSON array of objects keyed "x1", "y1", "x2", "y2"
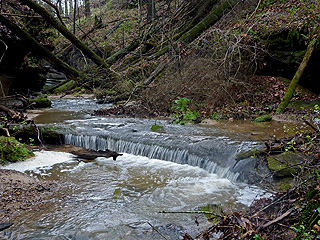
[{"x1": 1, "y1": 97, "x2": 308, "y2": 239}]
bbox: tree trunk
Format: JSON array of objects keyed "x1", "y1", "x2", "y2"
[
  {"x1": 179, "y1": 0, "x2": 240, "y2": 44},
  {"x1": 64, "y1": 0, "x2": 68, "y2": 16},
  {"x1": 69, "y1": 0, "x2": 73, "y2": 16},
  {"x1": 84, "y1": 0, "x2": 91, "y2": 17},
  {"x1": 57, "y1": 0, "x2": 63, "y2": 16},
  {"x1": 275, "y1": 38, "x2": 317, "y2": 114},
  {"x1": 0, "y1": 14, "x2": 79, "y2": 80},
  {"x1": 19, "y1": 0, "x2": 115, "y2": 77},
  {"x1": 147, "y1": 0, "x2": 155, "y2": 23},
  {"x1": 73, "y1": 0, "x2": 76, "y2": 34},
  {"x1": 106, "y1": 39, "x2": 139, "y2": 65}
]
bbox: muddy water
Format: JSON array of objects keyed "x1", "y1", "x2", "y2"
[
  {"x1": 1, "y1": 97, "x2": 308, "y2": 239},
  {"x1": 3, "y1": 151, "x2": 268, "y2": 239}
]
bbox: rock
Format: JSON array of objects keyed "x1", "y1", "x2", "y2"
[
  {"x1": 267, "y1": 152, "x2": 304, "y2": 178},
  {"x1": 0, "y1": 222, "x2": 13, "y2": 231},
  {"x1": 30, "y1": 96, "x2": 52, "y2": 108},
  {"x1": 254, "y1": 114, "x2": 272, "y2": 122}
]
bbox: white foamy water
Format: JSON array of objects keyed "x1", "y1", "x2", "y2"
[
  {"x1": 1, "y1": 150, "x2": 271, "y2": 240},
  {"x1": 3, "y1": 150, "x2": 73, "y2": 172}
]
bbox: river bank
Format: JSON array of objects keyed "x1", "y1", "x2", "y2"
[{"x1": 0, "y1": 169, "x2": 57, "y2": 224}]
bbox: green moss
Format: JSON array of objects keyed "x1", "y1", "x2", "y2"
[
  {"x1": 267, "y1": 152, "x2": 303, "y2": 177},
  {"x1": 53, "y1": 80, "x2": 77, "y2": 93},
  {"x1": 276, "y1": 177, "x2": 293, "y2": 192},
  {"x1": 200, "y1": 204, "x2": 222, "y2": 223},
  {"x1": 113, "y1": 188, "x2": 124, "y2": 200},
  {"x1": 235, "y1": 150, "x2": 258, "y2": 160},
  {"x1": 30, "y1": 97, "x2": 52, "y2": 108},
  {"x1": 0, "y1": 136, "x2": 34, "y2": 165},
  {"x1": 254, "y1": 114, "x2": 272, "y2": 122},
  {"x1": 151, "y1": 124, "x2": 164, "y2": 131}
]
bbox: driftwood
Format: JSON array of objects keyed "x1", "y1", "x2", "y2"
[{"x1": 71, "y1": 148, "x2": 123, "y2": 161}]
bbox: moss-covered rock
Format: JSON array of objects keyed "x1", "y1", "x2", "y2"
[
  {"x1": 13, "y1": 125, "x2": 64, "y2": 145},
  {"x1": 30, "y1": 96, "x2": 52, "y2": 108},
  {"x1": 0, "y1": 136, "x2": 34, "y2": 165},
  {"x1": 235, "y1": 149, "x2": 259, "y2": 160},
  {"x1": 267, "y1": 152, "x2": 304, "y2": 177},
  {"x1": 254, "y1": 114, "x2": 272, "y2": 123}
]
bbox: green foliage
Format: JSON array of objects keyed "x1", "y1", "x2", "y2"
[
  {"x1": 0, "y1": 136, "x2": 34, "y2": 165},
  {"x1": 291, "y1": 172, "x2": 320, "y2": 239},
  {"x1": 210, "y1": 111, "x2": 222, "y2": 120},
  {"x1": 253, "y1": 234, "x2": 264, "y2": 240},
  {"x1": 171, "y1": 97, "x2": 197, "y2": 125}
]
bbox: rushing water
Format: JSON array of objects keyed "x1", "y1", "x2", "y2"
[
  {"x1": 3, "y1": 97, "x2": 308, "y2": 239},
  {"x1": 3, "y1": 150, "x2": 268, "y2": 240}
]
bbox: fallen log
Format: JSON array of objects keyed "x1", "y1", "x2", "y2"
[{"x1": 71, "y1": 148, "x2": 123, "y2": 161}]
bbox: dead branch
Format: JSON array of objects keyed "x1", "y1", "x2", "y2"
[
  {"x1": 40, "y1": 0, "x2": 65, "y2": 26},
  {"x1": 258, "y1": 209, "x2": 293, "y2": 230},
  {"x1": 147, "y1": 222, "x2": 169, "y2": 240}
]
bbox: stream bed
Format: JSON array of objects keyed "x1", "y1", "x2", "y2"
[{"x1": 1, "y1": 97, "x2": 308, "y2": 239}]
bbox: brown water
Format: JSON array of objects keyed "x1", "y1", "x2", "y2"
[
  {"x1": 2, "y1": 98, "x2": 308, "y2": 239},
  {"x1": 2, "y1": 151, "x2": 269, "y2": 239}
]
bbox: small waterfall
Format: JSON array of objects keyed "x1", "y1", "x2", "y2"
[{"x1": 65, "y1": 134, "x2": 241, "y2": 182}]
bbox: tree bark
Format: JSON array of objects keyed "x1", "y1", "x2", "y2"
[
  {"x1": 147, "y1": 0, "x2": 155, "y2": 23},
  {"x1": 0, "y1": 14, "x2": 79, "y2": 80},
  {"x1": 275, "y1": 38, "x2": 317, "y2": 114},
  {"x1": 64, "y1": 0, "x2": 68, "y2": 16},
  {"x1": 179, "y1": 0, "x2": 240, "y2": 44},
  {"x1": 84, "y1": 0, "x2": 91, "y2": 17},
  {"x1": 20, "y1": 0, "x2": 118, "y2": 80},
  {"x1": 106, "y1": 39, "x2": 139, "y2": 65}
]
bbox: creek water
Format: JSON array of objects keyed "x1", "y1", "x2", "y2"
[{"x1": 1, "y1": 97, "x2": 308, "y2": 239}]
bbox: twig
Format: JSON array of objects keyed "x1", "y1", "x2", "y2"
[
  {"x1": 258, "y1": 209, "x2": 293, "y2": 230},
  {"x1": 159, "y1": 210, "x2": 223, "y2": 218},
  {"x1": 147, "y1": 222, "x2": 169, "y2": 240}
]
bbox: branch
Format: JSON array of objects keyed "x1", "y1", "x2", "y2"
[
  {"x1": 258, "y1": 209, "x2": 293, "y2": 230},
  {"x1": 40, "y1": 0, "x2": 65, "y2": 26}
]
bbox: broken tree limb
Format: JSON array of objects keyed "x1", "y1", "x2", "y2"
[
  {"x1": 106, "y1": 39, "x2": 139, "y2": 65},
  {"x1": 276, "y1": 37, "x2": 317, "y2": 114},
  {"x1": 159, "y1": 210, "x2": 223, "y2": 218},
  {"x1": 105, "y1": 20, "x2": 123, "y2": 38},
  {"x1": 0, "y1": 14, "x2": 79, "y2": 80},
  {"x1": 142, "y1": 60, "x2": 169, "y2": 86},
  {"x1": 40, "y1": 0, "x2": 65, "y2": 26},
  {"x1": 258, "y1": 209, "x2": 293, "y2": 230},
  {"x1": 147, "y1": 222, "x2": 169, "y2": 240}
]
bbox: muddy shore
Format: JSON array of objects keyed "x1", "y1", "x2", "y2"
[{"x1": 0, "y1": 169, "x2": 57, "y2": 226}]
